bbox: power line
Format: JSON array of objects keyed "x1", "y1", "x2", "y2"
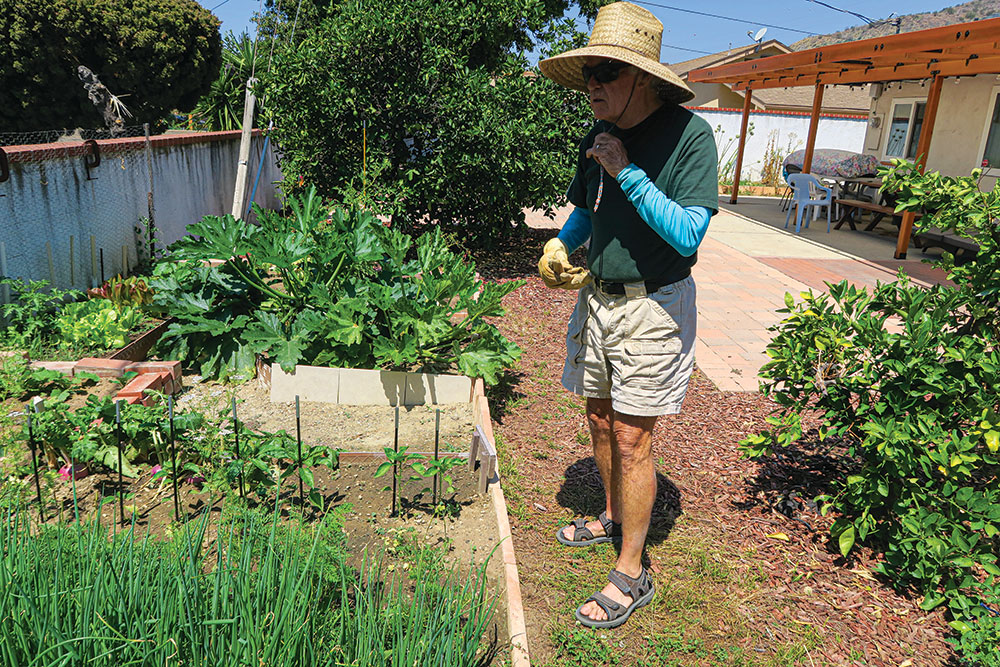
[
  {"x1": 803, "y1": 0, "x2": 901, "y2": 33},
  {"x1": 209, "y1": 0, "x2": 231, "y2": 11},
  {"x1": 662, "y1": 42, "x2": 713, "y2": 55},
  {"x1": 632, "y1": 0, "x2": 818, "y2": 36}
]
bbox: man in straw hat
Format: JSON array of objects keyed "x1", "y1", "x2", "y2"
[{"x1": 537, "y1": 1, "x2": 718, "y2": 628}]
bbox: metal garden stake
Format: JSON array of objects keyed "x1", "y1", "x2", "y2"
[
  {"x1": 232, "y1": 397, "x2": 245, "y2": 498},
  {"x1": 115, "y1": 400, "x2": 124, "y2": 524},
  {"x1": 169, "y1": 396, "x2": 180, "y2": 520},
  {"x1": 392, "y1": 406, "x2": 399, "y2": 517},
  {"x1": 295, "y1": 395, "x2": 304, "y2": 507},
  {"x1": 26, "y1": 405, "x2": 44, "y2": 522},
  {"x1": 433, "y1": 409, "x2": 440, "y2": 507}
]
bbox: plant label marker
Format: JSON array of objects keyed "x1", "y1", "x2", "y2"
[
  {"x1": 232, "y1": 396, "x2": 245, "y2": 499},
  {"x1": 99, "y1": 247, "x2": 105, "y2": 284},
  {"x1": 433, "y1": 409, "x2": 440, "y2": 507},
  {"x1": 26, "y1": 404, "x2": 45, "y2": 522},
  {"x1": 392, "y1": 406, "x2": 399, "y2": 517},
  {"x1": 168, "y1": 396, "x2": 181, "y2": 521},
  {"x1": 295, "y1": 395, "x2": 304, "y2": 507},
  {"x1": 115, "y1": 400, "x2": 125, "y2": 525}
]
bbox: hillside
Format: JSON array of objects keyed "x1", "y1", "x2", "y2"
[{"x1": 791, "y1": 0, "x2": 1000, "y2": 50}]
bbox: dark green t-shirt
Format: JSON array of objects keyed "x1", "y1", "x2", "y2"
[{"x1": 567, "y1": 103, "x2": 719, "y2": 283}]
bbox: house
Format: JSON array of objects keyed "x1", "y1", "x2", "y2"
[
  {"x1": 687, "y1": 17, "x2": 1000, "y2": 258},
  {"x1": 672, "y1": 41, "x2": 871, "y2": 114},
  {"x1": 863, "y1": 77, "x2": 1000, "y2": 185}
]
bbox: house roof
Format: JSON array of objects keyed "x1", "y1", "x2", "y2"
[
  {"x1": 670, "y1": 40, "x2": 791, "y2": 78},
  {"x1": 687, "y1": 17, "x2": 1000, "y2": 90},
  {"x1": 740, "y1": 85, "x2": 870, "y2": 112}
]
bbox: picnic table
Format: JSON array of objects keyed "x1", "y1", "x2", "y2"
[{"x1": 831, "y1": 177, "x2": 906, "y2": 231}]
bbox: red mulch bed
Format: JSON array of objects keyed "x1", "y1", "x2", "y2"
[{"x1": 474, "y1": 228, "x2": 955, "y2": 666}]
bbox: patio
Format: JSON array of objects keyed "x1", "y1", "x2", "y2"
[
  {"x1": 527, "y1": 199, "x2": 951, "y2": 392},
  {"x1": 691, "y1": 197, "x2": 949, "y2": 391}
]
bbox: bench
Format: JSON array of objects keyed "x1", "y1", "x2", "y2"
[
  {"x1": 834, "y1": 198, "x2": 919, "y2": 232},
  {"x1": 914, "y1": 227, "x2": 979, "y2": 262}
]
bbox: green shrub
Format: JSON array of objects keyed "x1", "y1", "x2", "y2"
[
  {"x1": 256, "y1": 0, "x2": 595, "y2": 243},
  {"x1": 152, "y1": 187, "x2": 522, "y2": 382},
  {"x1": 741, "y1": 161, "x2": 1000, "y2": 616},
  {"x1": 0, "y1": 278, "x2": 81, "y2": 352}
]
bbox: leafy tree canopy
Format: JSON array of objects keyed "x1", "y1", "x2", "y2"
[
  {"x1": 258, "y1": 0, "x2": 604, "y2": 243},
  {"x1": 0, "y1": 0, "x2": 221, "y2": 132}
]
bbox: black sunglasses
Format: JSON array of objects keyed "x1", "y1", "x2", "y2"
[{"x1": 581, "y1": 60, "x2": 630, "y2": 84}]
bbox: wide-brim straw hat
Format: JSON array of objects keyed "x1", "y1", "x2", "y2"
[{"x1": 539, "y1": 1, "x2": 694, "y2": 104}]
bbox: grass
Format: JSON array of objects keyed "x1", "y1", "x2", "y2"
[{"x1": 535, "y1": 516, "x2": 821, "y2": 667}]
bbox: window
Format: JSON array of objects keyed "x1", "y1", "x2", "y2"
[
  {"x1": 884, "y1": 99, "x2": 926, "y2": 159},
  {"x1": 980, "y1": 90, "x2": 1000, "y2": 170}
]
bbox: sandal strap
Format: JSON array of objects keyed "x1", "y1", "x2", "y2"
[
  {"x1": 569, "y1": 518, "x2": 595, "y2": 541},
  {"x1": 597, "y1": 511, "x2": 621, "y2": 537},
  {"x1": 608, "y1": 568, "x2": 650, "y2": 601},
  {"x1": 586, "y1": 592, "x2": 625, "y2": 619}
]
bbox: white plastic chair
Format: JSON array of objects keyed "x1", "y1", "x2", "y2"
[{"x1": 784, "y1": 173, "x2": 833, "y2": 233}]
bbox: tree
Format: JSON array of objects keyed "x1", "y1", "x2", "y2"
[
  {"x1": 258, "y1": 0, "x2": 601, "y2": 243},
  {"x1": 0, "y1": 0, "x2": 221, "y2": 133},
  {"x1": 191, "y1": 32, "x2": 264, "y2": 131}
]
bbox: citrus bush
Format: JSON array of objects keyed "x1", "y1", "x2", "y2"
[{"x1": 740, "y1": 162, "x2": 1000, "y2": 629}]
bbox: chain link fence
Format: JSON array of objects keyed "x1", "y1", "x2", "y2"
[
  {"x1": 0, "y1": 123, "x2": 279, "y2": 304},
  {"x1": 0, "y1": 124, "x2": 156, "y2": 299}
]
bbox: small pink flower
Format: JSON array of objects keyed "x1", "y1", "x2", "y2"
[
  {"x1": 150, "y1": 465, "x2": 163, "y2": 476},
  {"x1": 59, "y1": 464, "x2": 88, "y2": 481}
]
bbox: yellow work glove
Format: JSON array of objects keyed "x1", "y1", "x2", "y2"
[{"x1": 537, "y1": 238, "x2": 592, "y2": 290}]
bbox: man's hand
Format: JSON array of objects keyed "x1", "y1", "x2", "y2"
[
  {"x1": 586, "y1": 133, "x2": 629, "y2": 178},
  {"x1": 538, "y1": 238, "x2": 591, "y2": 290}
]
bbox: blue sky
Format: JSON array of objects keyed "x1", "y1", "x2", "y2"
[{"x1": 207, "y1": 0, "x2": 957, "y2": 62}]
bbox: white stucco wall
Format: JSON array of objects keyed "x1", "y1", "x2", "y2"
[
  {"x1": 0, "y1": 131, "x2": 281, "y2": 290},
  {"x1": 863, "y1": 74, "x2": 999, "y2": 190},
  {"x1": 691, "y1": 107, "x2": 868, "y2": 182}
]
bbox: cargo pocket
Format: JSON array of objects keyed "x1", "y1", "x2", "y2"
[{"x1": 621, "y1": 337, "x2": 682, "y2": 387}]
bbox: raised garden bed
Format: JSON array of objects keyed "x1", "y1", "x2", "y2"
[{"x1": 1, "y1": 361, "x2": 529, "y2": 667}]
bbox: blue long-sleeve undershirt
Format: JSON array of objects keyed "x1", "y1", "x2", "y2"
[
  {"x1": 557, "y1": 164, "x2": 711, "y2": 258},
  {"x1": 616, "y1": 164, "x2": 711, "y2": 257}
]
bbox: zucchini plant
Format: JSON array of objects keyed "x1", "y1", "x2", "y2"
[{"x1": 152, "y1": 187, "x2": 522, "y2": 382}]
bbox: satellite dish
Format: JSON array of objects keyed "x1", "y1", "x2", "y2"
[{"x1": 754, "y1": 28, "x2": 768, "y2": 42}]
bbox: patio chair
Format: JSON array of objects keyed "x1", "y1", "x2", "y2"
[
  {"x1": 779, "y1": 164, "x2": 801, "y2": 212},
  {"x1": 784, "y1": 173, "x2": 833, "y2": 233}
]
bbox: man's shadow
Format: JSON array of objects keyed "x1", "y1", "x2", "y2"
[{"x1": 554, "y1": 456, "x2": 682, "y2": 550}]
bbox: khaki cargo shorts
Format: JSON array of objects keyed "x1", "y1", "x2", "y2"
[{"x1": 561, "y1": 276, "x2": 697, "y2": 417}]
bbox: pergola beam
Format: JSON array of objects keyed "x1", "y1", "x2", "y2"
[
  {"x1": 729, "y1": 89, "x2": 754, "y2": 204},
  {"x1": 895, "y1": 74, "x2": 945, "y2": 259},
  {"x1": 802, "y1": 84, "x2": 825, "y2": 174},
  {"x1": 719, "y1": 54, "x2": 1000, "y2": 90},
  {"x1": 689, "y1": 17, "x2": 1000, "y2": 83}
]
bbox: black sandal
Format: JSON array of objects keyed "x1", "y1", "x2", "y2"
[
  {"x1": 575, "y1": 568, "x2": 655, "y2": 629},
  {"x1": 555, "y1": 511, "x2": 622, "y2": 547}
]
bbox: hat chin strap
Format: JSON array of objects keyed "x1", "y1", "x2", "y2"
[{"x1": 606, "y1": 73, "x2": 639, "y2": 132}]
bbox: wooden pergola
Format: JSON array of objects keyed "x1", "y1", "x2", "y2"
[{"x1": 689, "y1": 17, "x2": 1000, "y2": 259}]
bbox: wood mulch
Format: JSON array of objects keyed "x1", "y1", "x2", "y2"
[{"x1": 474, "y1": 228, "x2": 955, "y2": 666}]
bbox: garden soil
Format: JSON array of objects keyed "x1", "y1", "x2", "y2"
[{"x1": 176, "y1": 375, "x2": 475, "y2": 454}]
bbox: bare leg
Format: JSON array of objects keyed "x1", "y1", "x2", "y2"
[
  {"x1": 561, "y1": 398, "x2": 617, "y2": 541},
  {"x1": 578, "y1": 411, "x2": 657, "y2": 622}
]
